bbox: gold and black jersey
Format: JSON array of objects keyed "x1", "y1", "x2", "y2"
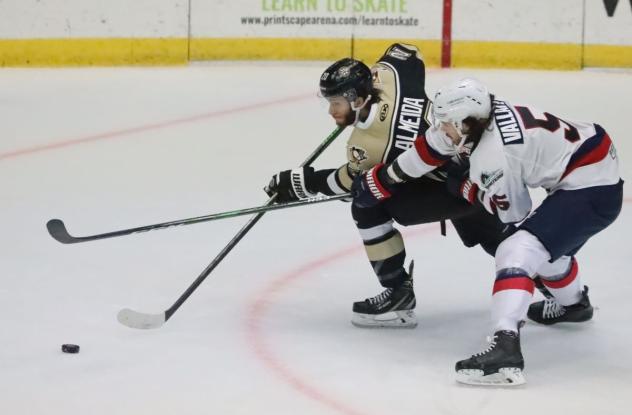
[{"x1": 334, "y1": 43, "x2": 433, "y2": 191}]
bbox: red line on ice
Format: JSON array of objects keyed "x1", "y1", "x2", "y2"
[
  {"x1": 0, "y1": 93, "x2": 312, "y2": 161},
  {"x1": 245, "y1": 226, "x2": 436, "y2": 415},
  {"x1": 244, "y1": 197, "x2": 630, "y2": 412}
]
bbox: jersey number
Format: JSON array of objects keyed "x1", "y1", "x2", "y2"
[
  {"x1": 491, "y1": 194, "x2": 510, "y2": 211},
  {"x1": 515, "y1": 106, "x2": 580, "y2": 143}
]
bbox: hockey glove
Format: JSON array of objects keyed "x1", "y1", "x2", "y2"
[
  {"x1": 446, "y1": 161, "x2": 479, "y2": 204},
  {"x1": 351, "y1": 163, "x2": 395, "y2": 208},
  {"x1": 265, "y1": 167, "x2": 318, "y2": 203}
]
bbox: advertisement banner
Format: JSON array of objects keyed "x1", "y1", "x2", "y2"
[{"x1": 190, "y1": 0, "x2": 442, "y2": 39}]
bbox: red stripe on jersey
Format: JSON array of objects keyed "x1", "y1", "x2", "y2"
[
  {"x1": 541, "y1": 258, "x2": 578, "y2": 289},
  {"x1": 493, "y1": 276, "x2": 535, "y2": 295},
  {"x1": 414, "y1": 136, "x2": 449, "y2": 166},
  {"x1": 561, "y1": 133, "x2": 612, "y2": 180}
]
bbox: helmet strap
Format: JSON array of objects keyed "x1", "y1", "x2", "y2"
[{"x1": 350, "y1": 94, "x2": 372, "y2": 125}]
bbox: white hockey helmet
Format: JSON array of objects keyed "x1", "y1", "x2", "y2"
[{"x1": 432, "y1": 78, "x2": 492, "y2": 136}]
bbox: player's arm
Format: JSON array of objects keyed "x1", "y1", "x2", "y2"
[
  {"x1": 265, "y1": 165, "x2": 354, "y2": 203},
  {"x1": 447, "y1": 164, "x2": 532, "y2": 224},
  {"x1": 352, "y1": 129, "x2": 455, "y2": 207},
  {"x1": 377, "y1": 43, "x2": 426, "y2": 73},
  {"x1": 330, "y1": 163, "x2": 355, "y2": 194}
]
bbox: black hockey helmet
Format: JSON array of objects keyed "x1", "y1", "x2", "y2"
[{"x1": 319, "y1": 58, "x2": 372, "y2": 102}]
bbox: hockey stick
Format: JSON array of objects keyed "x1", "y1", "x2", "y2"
[
  {"x1": 47, "y1": 193, "x2": 350, "y2": 244},
  {"x1": 533, "y1": 276, "x2": 554, "y2": 299},
  {"x1": 117, "y1": 126, "x2": 346, "y2": 329}
]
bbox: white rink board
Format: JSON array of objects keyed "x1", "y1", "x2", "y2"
[
  {"x1": 0, "y1": 0, "x2": 188, "y2": 38},
  {"x1": 584, "y1": 0, "x2": 632, "y2": 45},
  {"x1": 452, "y1": 0, "x2": 582, "y2": 43},
  {"x1": 0, "y1": 0, "x2": 631, "y2": 49}
]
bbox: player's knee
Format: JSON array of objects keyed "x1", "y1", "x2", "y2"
[
  {"x1": 495, "y1": 230, "x2": 551, "y2": 277},
  {"x1": 537, "y1": 255, "x2": 573, "y2": 279},
  {"x1": 351, "y1": 202, "x2": 392, "y2": 226}
]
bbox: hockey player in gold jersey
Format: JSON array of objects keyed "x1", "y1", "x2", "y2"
[{"x1": 266, "y1": 43, "x2": 513, "y2": 328}]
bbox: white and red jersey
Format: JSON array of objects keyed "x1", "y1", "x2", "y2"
[{"x1": 396, "y1": 99, "x2": 620, "y2": 224}]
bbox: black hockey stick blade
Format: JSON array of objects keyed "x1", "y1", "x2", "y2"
[
  {"x1": 46, "y1": 219, "x2": 85, "y2": 244},
  {"x1": 46, "y1": 218, "x2": 162, "y2": 244},
  {"x1": 46, "y1": 193, "x2": 350, "y2": 245}
]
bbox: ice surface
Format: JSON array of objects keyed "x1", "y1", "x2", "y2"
[{"x1": 0, "y1": 63, "x2": 630, "y2": 415}]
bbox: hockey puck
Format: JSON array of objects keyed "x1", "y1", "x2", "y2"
[{"x1": 61, "y1": 344, "x2": 80, "y2": 354}]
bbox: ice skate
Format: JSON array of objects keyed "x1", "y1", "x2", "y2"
[
  {"x1": 351, "y1": 263, "x2": 416, "y2": 328},
  {"x1": 455, "y1": 330, "x2": 526, "y2": 386},
  {"x1": 528, "y1": 285, "x2": 593, "y2": 325}
]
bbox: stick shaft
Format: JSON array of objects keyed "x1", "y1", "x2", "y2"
[
  {"x1": 113, "y1": 126, "x2": 344, "y2": 326},
  {"x1": 47, "y1": 126, "x2": 347, "y2": 244},
  {"x1": 165, "y1": 126, "x2": 345, "y2": 320},
  {"x1": 48, "y1": 193, "x2": 348, "y2": 244}
]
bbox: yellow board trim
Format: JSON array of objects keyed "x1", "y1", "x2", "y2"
[
  {"x1": 0, "y1": 38, "x2": 188, "y2": 67},
  {"x1": 1, "y1": 37, "x2": 631, "y2": 69},
  {"x1": 452, "y1": 40, "x2": 583, "y2": 70},
  {"x1": 190, "y1": 37, "x2": 442, "y2": 67},
  {"x1": 583, "y1": 44, "x2": 632, "y2": 68}
]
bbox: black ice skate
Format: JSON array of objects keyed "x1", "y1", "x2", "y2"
[
  {"x1": 455, "y1": 330, "x2": 526, "y2": 386},
  {"x1": 351, "y1": 262, "x2": 416, "y2": 328},
  {"x1": 528, "y1": 285, "x2": 593, "y2": 325}
]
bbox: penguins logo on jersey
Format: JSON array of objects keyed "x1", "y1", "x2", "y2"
[
  {"x1": 350, "y1": 146, "x2": 368, "y2": 163},
  {"x1": 379, "y1": 104, "x2": 389, "y2": 121}
]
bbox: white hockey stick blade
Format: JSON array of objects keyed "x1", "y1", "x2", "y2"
[{"x1": 117, "y1": 308, "x2": 166, "y2": 329}]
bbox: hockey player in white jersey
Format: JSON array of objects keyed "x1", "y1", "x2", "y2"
[{"x1": 352, "y1": 78, "x2": 623, "y2": 385}]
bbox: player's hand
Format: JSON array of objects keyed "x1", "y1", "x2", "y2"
[
  {"x1": 265, "y1": 167, "x2": 318, "y2": 203},
  {"x1": 446, "y1": 161, "x2": 478, "y2": 204},
  {"x1": 351, "y1": 163, "x2": 394, "y2": 208}
]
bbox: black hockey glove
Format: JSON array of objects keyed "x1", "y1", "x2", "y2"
[
  {"x1": 265, "y1": 167, "x2": 318, "y2": 203},
  {"x1": 446, "y1": 161, "x2": 479, "y2": 204},
  {"x1": 351, "y1": 163, "x2": 395, "y2": 208}
]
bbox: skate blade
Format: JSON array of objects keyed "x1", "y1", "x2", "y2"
[
  {"x1": 351, "y1": 310, "x2": 417, "y2": 329},
  {"x1": 456, "y1": 367, "x2": 526, "y2": 387}
]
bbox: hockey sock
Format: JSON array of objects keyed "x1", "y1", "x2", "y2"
[
  {"x1": 492, "y1": 270, "x2": 535, "y2": 332},
  {"x1": 361, "y1": 226, "x2": 407, "y2": 288},
  {"x1": 537, "y1": 256, "x2": 582, "y2": 306}
]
